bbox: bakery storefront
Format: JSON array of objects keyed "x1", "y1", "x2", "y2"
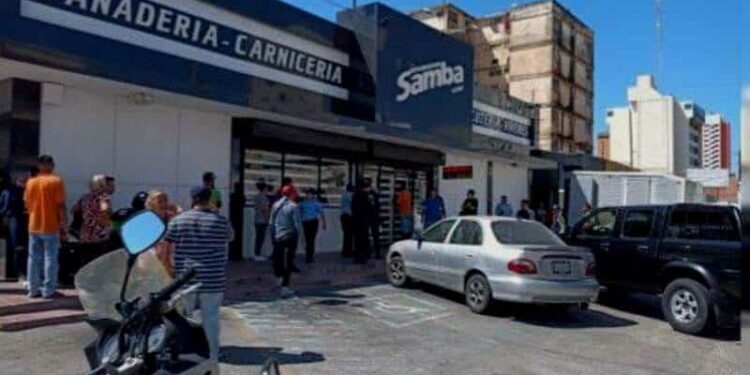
[{"x1": 0, "y1": 1, "x2": 474, "y2": 258}]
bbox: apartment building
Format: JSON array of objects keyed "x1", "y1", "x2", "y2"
[
  {"x1": 606, "y1": 75, "x2": 704, "y2": 177},
  {"x1": 702, "y1": 114, "x2": 732, "y2": 170},
  {"x1": 411, "y1": 0, "x2": 595, "y2": 154}
]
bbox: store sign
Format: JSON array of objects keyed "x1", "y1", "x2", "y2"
[
  {"x1": 442, "y1": 165, "x2": 473, "y2": 180},
  {"x1": 471, "y1": 100, "x2": 531, "y2": 146},
  {"x1": 19, "y1": 0, "x2": 351, "y2": 99},
  {"x1": 396, "y1": 61, "x2": 465, "y2": 102}
]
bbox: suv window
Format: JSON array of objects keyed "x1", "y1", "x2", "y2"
[
  {"x1": 450, "y1": 220, "x2": 483, "y2": 245},
  {"x1": 578, "y1": 209, "x2": 617, "y2": 238},
  {"x1": 622, "y1": 209, "x2": 655, "y2": 238},
  {"x1": 667, "y1": 208, "x2": 740, "y2": 242},
  {"x1": 422, "y1": 220, "x2": 457, "y2": 243}
]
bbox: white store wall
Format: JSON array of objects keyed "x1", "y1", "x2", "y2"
[
  {"x1": 440, "y1": 150, "x2": 529, "y2": 217},
  {"x1": 40, "y1": 85, "x2": 232, "y2": 217}
]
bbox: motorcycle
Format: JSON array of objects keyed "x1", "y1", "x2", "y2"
[{"x1": 74, "y1": 210, "x2": 282, "y2": 375}]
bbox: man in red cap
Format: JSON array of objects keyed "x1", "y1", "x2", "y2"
[{"x1": 269, "y1": 184, "x2": 302, "y2": 297}]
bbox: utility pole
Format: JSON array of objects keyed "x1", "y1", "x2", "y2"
[{"x1": 655, "y1": 0, "x2": 664, "y2": 82}]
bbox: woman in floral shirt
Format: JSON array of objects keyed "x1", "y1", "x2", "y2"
[{"x1": 71, "y1": 175, "x2": 112, "y2": 265}]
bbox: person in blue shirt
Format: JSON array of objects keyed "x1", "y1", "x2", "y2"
[
  {"x1": 299, "y1": 188, "x2": 327, "y2": 264},
  {"x1": 421, "y1": 188, "x2": 446, "y2": 229},
  {"x1": 494, "y1": 195, "x2": 514, "y2": 217}
]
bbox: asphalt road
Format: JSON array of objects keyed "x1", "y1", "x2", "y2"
[{"x1": 1, "y1": 281, "x2": 742, "y2": 375}]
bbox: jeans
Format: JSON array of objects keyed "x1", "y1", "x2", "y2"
[
  {"x1": 340, "y1": 215, "x2": 353, "y2": 257},
  {"x1": 369, "y1": 221, "x2": 381, "y2": 258},
  {"x1": 254, "y1": 224, "x2": 268, "y2": 257},
  {"x1": 400, "y1": 215, "x2": 413, "y2": 239},
  {"x1": 28, "y1": 233, "x2": 60, "y2": 297},
  {"x1": 302, "y1": 220, "x2": 319, "y2": 263},
  {"x1": 272, "y1": 235, "x2": 298, "y2": 287},
  {"x1": 185, "y1": 292, "x2": 224, "y2": 361}
]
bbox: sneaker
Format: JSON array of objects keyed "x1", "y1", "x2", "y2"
[
  {"x1": 280, "y1": 287, "x2": 295, "y2": 298},
  {"x1": 253, "y1": 255, "x2": 268, "y2": 262},
  {"x1": 27, "y1": 292, "x2": 42, "y2": 299},
  {"x1": 42, "y1": 291, "x2": 65, "y2": 300}
]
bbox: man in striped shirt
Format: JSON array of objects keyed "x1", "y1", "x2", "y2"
[{"x1": 164, "y1": 186, "x2": 233, "y2": 361}]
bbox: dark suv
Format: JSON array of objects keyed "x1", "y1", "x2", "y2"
[{"x1": 567, "y1": 204, "x2": 741, "y2": 334}]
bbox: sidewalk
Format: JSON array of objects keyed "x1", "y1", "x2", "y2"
[{"x1": 0, "y1": 252, "x2": 386, "y2": 331}]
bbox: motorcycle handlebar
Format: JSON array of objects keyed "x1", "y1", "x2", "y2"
[{"x1": 155, "y1": 268, "x2": 197, "y2": 304}]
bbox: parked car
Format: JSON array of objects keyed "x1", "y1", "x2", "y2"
[
  {"x1": 567, "y1": 204, "x2": 742, "y2": 334},
  {"x1": 386, "y1": 216, "x2": 599, "y2": 314}
]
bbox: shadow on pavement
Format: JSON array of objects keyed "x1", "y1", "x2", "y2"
[
  {"x1": 413, "y1": 283, "x2": 637, "y2": 328},
  {"x1": 220, "y1": 346, "x2": 325, "y2": 366},
  {"x1": 597, "y1": 291, "x2": 740, "y2": 341},
  {"x1": 224, "y1": 281, "x2": 379, "y2": 306},
  {"x1": 508, "y1": 307, "x2": 638, "y2": 329}
]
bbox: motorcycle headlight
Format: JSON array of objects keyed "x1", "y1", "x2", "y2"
[{"x1": 147, "y1": 324, "x2": 167, "y2": 354}]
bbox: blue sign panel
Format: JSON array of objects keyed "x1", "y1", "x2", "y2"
[
  {"x1": 0, "y1": 0, "x2": 375, "y2": 121},
  {"x1": 339, "y1": 4, "x2": 474, "y2": 149}
]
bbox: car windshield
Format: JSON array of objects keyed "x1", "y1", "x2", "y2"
[{"x1": 492, "y1": 220, "x2": 565, "y2": 246}]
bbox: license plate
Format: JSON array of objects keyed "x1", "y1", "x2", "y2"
[{"x1": 552, "y1": 261, "x2": 572, "y2": 275}]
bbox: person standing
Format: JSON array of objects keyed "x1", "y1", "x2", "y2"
[
  {"x1": 201, "y1": 172, "x2": 222, "y2": 211},
  {"x1": 351, "y1": 180, "x2": 373, "y2": 264},
  {"x1": 300, "y1": 188, "x2": 326, "y2": 264},
  {"x1": 340, "y1": 184, "x2": 354, "y2": 258},
  {"x1": 421, "y1": 188, "x2": 446, "y2": 229},
  {"x1": 550, "y1": 205, "x2": 567, "y2": 235},
  {"x1": 395, "y1": 183, "x2": 413, "y2": 239},
  {"x1": 252, "y1": 180, "x2": 270, "y2": 261},
  {"x1": 164, "y1": 187, "x2": 233, "y2": 362},
  {"x1": 270, "y1": 185, "x2": 302, "y2": 296},
  {"x1": 494, "y1": 195, "x2": 514, "y2": 217},
  {"x1": 0, "y1": 170, "x2": 14, "y2": 278},
  {"x1": 11, "y1": 169, "x2": 36, "y2": 284},
  {"x1": 24, "y1": 155, "x2": 66, "y2": 299},
  {"x1": 71, "y1": 175, "x2": 112, "y2": 267},
  {"x1": 146, "y1": 190, "x2": 181, "y2": 275},
  {"x1": 516, "y1": 199, "x2": 534, "y2": 220},
  {"x1": 459, "y1": 189, "x2": 479, "y2": 216}
]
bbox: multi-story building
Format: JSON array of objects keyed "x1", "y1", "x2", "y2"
[
  {"x1": 702, "y1": 114, "x2": 731, "y2": 170},
  {"x1": 596, "y1": 131, "x2": 609, "y2": 160},
  {"x1": 411, "y1": 0, "x2": 595, "y2": 154},
  {"x1": 607, "y1": 75, "x2": 704, "y2": 177}
]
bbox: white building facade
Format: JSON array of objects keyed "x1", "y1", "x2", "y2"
[{"x1": 606, "y1": 75, "x2": 703, "y2": 177}]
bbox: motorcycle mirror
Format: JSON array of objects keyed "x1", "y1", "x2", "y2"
[
  {"x1": 121, "y1": 210, "x2": 166, "y2": 256},
  {"x1": 118, "y1": 210, "x2": 166, "y2": 304},
  {"x1": 260, "y1": 358, "x2": 281, "y2": 375}
]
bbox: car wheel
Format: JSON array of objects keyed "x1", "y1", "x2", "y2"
[
  {"x1": 465, "y1": 274, "x2": 492, "y2": 314},
  {"x1": 387, "y1": 256, "x2": 410, "y2": 288},
  {"x1": 662, "y1": 278, "x2": 712, "y2": 335}
]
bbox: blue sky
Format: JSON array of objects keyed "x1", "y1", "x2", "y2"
[{"x1": 283, "y1": 0, "x2": 747, "y2": 171}]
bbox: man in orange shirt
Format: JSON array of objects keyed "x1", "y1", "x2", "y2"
[
  {"x1": 24, "y1": 155, "x2": 66, "y2": 299},
  {"x1": 395, "y1": 183, "x2": 413, "y2": 239}
]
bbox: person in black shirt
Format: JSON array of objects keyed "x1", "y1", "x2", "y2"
[
  {"x1": 352, "y1": 179, "x2": 375, "y2": 264},
  {"x1": 459, "y1": 189, "x2": 479, "y2": 216},
  {"x1": 516, "y1": 199, "x2": 534, "y2": 220}
]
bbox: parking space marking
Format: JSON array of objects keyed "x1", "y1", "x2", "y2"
[{"x1": 355, "y1": 293, "x2": 453, "y2": 328}]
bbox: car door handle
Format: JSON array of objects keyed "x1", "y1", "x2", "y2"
[
  {"x1": 466, "y1": 254, "x2": 474, "y2": 259},
  {"x1": 682, "y1": 245, "x2": 692, "y2": 251},
  {"x1": 600, "y1": 243, "x2": 610, "y2": 252},
  {"x1": 637, "y1": 245, "x2": 650, "y2": 252}
]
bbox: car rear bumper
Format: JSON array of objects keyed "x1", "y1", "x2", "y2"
[{"x1": 488, "y1": 275, "x2": 600, "y2": 304}]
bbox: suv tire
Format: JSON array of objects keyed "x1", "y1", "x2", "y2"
[{"x1": 662, "y1": 278, "x2": 712, "y2": 335}]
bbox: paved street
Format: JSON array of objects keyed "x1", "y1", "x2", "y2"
[{"x1": 0, "y1": 279, "x2": 742, "y2": 375}]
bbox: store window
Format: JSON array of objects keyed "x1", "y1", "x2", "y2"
[
  {"x1": 245, "y1": 150, "x2": 349, "y2": 207},
  {"x1": 284, "y1": 153, "x2": 319, "y2": 195},
  {"x1": 320, "y1": 158, "x2": 348, "y2": 205},
  {"x1": 244, "y1": 150, "x2": 283, "y2": 196}
]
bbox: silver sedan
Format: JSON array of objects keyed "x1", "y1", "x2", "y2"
[{"x1": 386, "y1": 216, "x2": 600, "y2": 314}]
